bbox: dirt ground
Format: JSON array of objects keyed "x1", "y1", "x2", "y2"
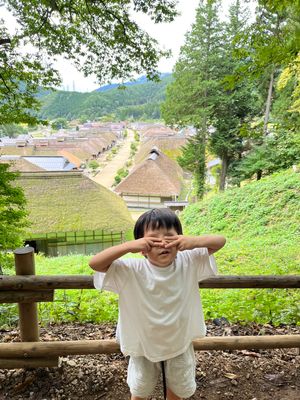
[{"x1": 0, "y1": 322, "x2": 299, "y2": 400}]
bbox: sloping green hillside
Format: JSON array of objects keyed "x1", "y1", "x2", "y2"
[
  {"x1": 182, "y1": 169, "x2": 300, "y2": 324},
  {"x1": 39, "y1": 75, "x2": 173, "y2": 121},
  {"x1": 183, "y1": 169, "x2": 299, "y2": 244}
]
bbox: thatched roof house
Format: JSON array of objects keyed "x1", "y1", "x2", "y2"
[
  {"x1": 18, "y1": 171, "x2": 133, "y2": 255},
  {"x1": 115, "y1": 148, "x2": 183, "y2": 209},
  {"x1": 134, "y1": 136, "x2": 187, "y2": 164}
]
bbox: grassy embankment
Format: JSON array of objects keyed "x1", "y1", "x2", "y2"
[{"x1": 1, "y1": 169, "x2": 299, "y2": 328}]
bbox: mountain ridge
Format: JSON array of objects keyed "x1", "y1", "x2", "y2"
[
  {"x1": 95, "y1": 73, "x2": 171, "y2": 92},
  {"x1": 39, "y1": 74, "x2": 173, "y2": 121}
]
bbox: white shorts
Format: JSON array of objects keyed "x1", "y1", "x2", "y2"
[{"x1": 127, "y1": 343, "x2": 196, "y2": 398}]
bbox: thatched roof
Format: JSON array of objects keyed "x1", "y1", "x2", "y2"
[
  {"x1": 115, "y1": 148, "x2": 182, "y2": 197},
  {"x1": 142, "y1": 126, "x2": 176, "y2": 138},
  {"x1": 135, "y1": 137, "x2": 187, "y2": 164},
  {"x1": 17, "y1": 172, "x2": 133, "y2": 235}
]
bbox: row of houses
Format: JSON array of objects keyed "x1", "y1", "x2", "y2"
[
  {"x1": 0, "y1": 132, "x2": 117, "y2": 162},
  {"x1": 1, "y1": 122, "x2": 218, "y2": 256}
]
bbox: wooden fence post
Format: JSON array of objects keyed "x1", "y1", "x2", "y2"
[{"x1": 14, "y1": 247, "x2": 39, "y2": 342}]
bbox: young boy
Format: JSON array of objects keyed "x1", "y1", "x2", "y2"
[{"x1": 89, "y1": 208, "x2": 226, "y2": 400}]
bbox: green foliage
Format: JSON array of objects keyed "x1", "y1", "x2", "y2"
[
  {"x1": 0, "y1": 123, "x2": 28, "y2": 138},
  {"x1": 51, "y1": 118, "x2": 68, "y2": 130},
  {"x1": 130, "y1": 142, "x2": 137, "y2": 152},
  {"x1": 114, "y1": 168, "x2": 129, "y2": 186},
  {"x1": 114, "y1": 175, "x2": 122, "y2": 185},
  {"x1": 117, "y1": 168, "x2": 129, "y2": 178},
  {"x1": 177, "y1": 133, "x2": 206, "y2": 198},
  {"x1": 163, "y1": 0, "x2": 260, "y2": 192},
  {"x1": 4, "y1": 0, "x2": 177, "y2": 82},
  {"x1": 183, "y1": 169, "x2": 299, "y2": 241},
  {"x1": 39, "y1": 75, "x2": 173, "y2": 121},
  {"x1": 88, "y1": 160, "x2": 100, "y2": 170},
  {"x1": 236, "y1": 1, "x2": 300, "y2": 79},
  {"x1": 229, "y1": 130, "x2": 300, "y2": 183},
  {"x1": 0, "y1": 24, "x2": 60, "y2": 125},
  {"x1": 0, "y1": 164, "x2": 28, "y2": 252},
  {"x1": 0, "y1": 164, "x2": 28, "y2": 272}
]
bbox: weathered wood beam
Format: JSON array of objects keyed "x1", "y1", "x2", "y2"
[
  {"x1": 14, "y1": 247, "x2": 39, "y2": 342},
  {"x1": 0, "y1": 290, "x2": 54, "y2": 303},
  {"x1": 0, "y1": 357, "x2": 59, "y2": 369},
  {"x1": 0, "y1": 275, "x2": 300, "y2": 289},
  {"x1": 0, "y1": 335, "x2": 300, "y2": 358}
]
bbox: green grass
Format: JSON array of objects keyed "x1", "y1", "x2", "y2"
[{"x1": 182, "y1": 169, "x2": 300, "y2": 325}]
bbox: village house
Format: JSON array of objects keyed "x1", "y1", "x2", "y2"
[
  {"x1": 114, "y1": 147, "x2": 183, "y2": 209},
  {"x1": 17, "y1": 171, "x2": 133, "y2": 256}
]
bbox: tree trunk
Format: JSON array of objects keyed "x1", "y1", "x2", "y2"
[
  {"x1": 256, "y1": 169, "x2": 262, "y2": 180},
  {"x1": 219, "y1": 155, "x2": 228, "y2": 191},
  {"x1": 263, "y1": 70, "x2": 274, "y2": 136}
]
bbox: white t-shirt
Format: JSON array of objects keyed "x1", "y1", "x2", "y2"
[{"x1": 94, "y1": 247, "x2": 217, "y2": 362}]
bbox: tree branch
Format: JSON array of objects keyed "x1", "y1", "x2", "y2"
[{"x1": 0, "y1": 38, "x2": 11, "y2": 46}]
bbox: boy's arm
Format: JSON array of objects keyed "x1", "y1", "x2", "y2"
[
  {"x1": 89, "y1": 242, "x2": 132, "y2": 273},
  {"x1": 89, "y1": 237, "x2": 164, "y2": 272},
  {"x1": 165, "y1": 234, "x2": 226, "y2": 255}
]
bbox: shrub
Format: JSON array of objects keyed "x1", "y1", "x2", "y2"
[
  {"x1": 114, "y1": 175, "x2": 121, "y2": 184},
  {"x1": 88, "y1": 160, "x2": 99, "y2": 170}
]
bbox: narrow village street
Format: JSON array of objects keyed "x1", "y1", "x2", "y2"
[{"x1": 91, "y1": 130, "x2": 135, "y2": 189}]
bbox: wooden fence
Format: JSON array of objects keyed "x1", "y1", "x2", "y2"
[{"x1": 0, "y1": 247, "x2": 299, "y2": 369}]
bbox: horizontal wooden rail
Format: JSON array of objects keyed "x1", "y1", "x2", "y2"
[
  {"x1": 0, "y1": 290, "x2": 54, "y2": 303},
  {"x1": 1, "y1": 335, "x2": 300, "y2": 359},
  {"x1": 1, "y1": 275, "x2": 300, "y2": 290}
]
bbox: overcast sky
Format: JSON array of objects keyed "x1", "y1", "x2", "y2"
[
  {"x1": 57, "y1": 0, "x2": 201, "y2": 92},
  {"x1": 2, "y1": 0, "x2": 256, "y2": 92}
]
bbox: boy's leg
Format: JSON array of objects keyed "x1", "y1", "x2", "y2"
[
  {"x1": 127, "y1": 356, "x2": 160, "y2": 399},
  {"x1": 167, "y1": 388, "x2": 182, "y2": 400},
  {"x1": 165, "y1": 344, "x2": 196, "y2": 399}
]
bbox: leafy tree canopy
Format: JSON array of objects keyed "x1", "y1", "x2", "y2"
[
  {"x1": 0, "y1": 163, "x2": 28, "y2": 255},
  {"x1": 0, "y1": 0, "x2": 178, "y2": 125}
]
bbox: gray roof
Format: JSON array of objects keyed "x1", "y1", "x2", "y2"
[{"x1": 23, "y1": 156, "x2": 76, "y2": 171}]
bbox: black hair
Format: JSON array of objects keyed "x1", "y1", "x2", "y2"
[{"x1": 134, "y1": 208, "x2": 183, "y2": 239}]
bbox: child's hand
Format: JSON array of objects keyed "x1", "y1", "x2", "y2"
[
  {"x1": 129, "y1": 237, "x2": 164, "y2": 254},
  {"x1": 164, "y1": 235, "x2": 199, "y2": 251}
]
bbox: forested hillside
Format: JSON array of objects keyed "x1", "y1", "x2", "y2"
[{"x1": 39, "y1": 74, "x2": 172, "y2": 121}]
